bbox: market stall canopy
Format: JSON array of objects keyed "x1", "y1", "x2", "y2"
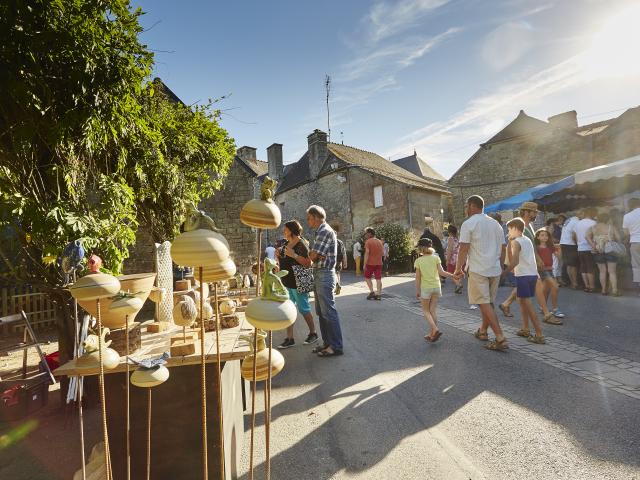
[
  {"x1": 537, "y1": 154, "x2": 640, "y2": 212},
  {"x1": 484, "y1": 184, "x2": 549, "y2": 213}
]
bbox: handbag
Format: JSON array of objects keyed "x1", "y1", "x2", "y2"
[
  {"x1": 292, "y1": 264, "x2": 314, "y2": 293},
  {"x1": 604, "y1": 226, "x2": 627, "y2": 257}
]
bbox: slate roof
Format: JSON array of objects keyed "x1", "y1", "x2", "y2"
[
  {"x1": 276, "y1": 143, "x2": 450, "y2": 194},
  {"x1": 392, "y1": 152, "x2": 447, "y2": 182},
  {"x1": 482, "y1": 110, "x2": 552, "y2": 146}
]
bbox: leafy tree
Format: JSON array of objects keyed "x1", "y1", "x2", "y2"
[
  {"x1": 0, "y1": 1, "x2": 235, "y2": 370},
  {"x1": 375, "y1": 223, "x2": 413, "y2": 267}
]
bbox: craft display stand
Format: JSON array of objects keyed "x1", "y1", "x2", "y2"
[{"x1": 54, "y1": 314, "x2": 253, "y2": 479}]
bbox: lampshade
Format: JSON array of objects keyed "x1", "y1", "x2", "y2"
[
  {"x1": 241, "y1": 348, "x2": 285, "y2": 381},
  {"x1": 201, "y1": 258, "x2": 237, "y2": 282},
  {"x1": 240, "y1": 199, "x2": 281, "y2": 229},
  {"x1": 171, "y1": 229, "x2": 230, "y2": 267},
  {"x1": 130, "y1": 365, "x2": 170, "y2": 388},
  {"x1": 245, "y1": 298, "x2": 297, "y2": 331},
  {"x1": 70, "y1": 273, "x2": 121, "y2": 301}
]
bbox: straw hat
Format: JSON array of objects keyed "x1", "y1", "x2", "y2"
[{"x1": 519, "y1": 201, "x2": 538, "y2": 212}]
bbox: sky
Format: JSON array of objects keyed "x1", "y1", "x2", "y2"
[{"x1": 132, "y1": 0, "x2": 640, "y2": 179}]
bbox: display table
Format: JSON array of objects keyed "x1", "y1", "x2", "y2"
[{"x1": 54, "y1": 316, "x2": 254, "y2": 479}]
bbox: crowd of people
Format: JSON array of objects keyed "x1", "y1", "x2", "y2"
[{"x1": 266, "y1": 196, "x2": 640, "y2": 356}]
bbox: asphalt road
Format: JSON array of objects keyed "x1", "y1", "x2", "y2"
[{"x1": 239, "y1": 273, "x2": 640, "y2": 479}]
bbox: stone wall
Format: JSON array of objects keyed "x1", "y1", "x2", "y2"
[{"x1": 123, "y1": 222, "x2": 157, "y2": 274}]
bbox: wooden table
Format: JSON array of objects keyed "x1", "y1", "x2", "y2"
[{"x1": 54, "y1": 315, "x2": 254, "y2": 479}]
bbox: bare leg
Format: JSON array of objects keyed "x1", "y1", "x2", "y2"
[
  {"x1": 608, "y1": 262, "x2": 619, "y2": 294},
  {"x1": 302, "y1": 312, "x2": 316, "y2": 335},
  {"x1": 567, "y1": 266, "x2": 578, "y2": 288},
  {"x1": 421, "y1": 298, "x2": 437, "y2": 335},
  {"x1": 429, "y1": 294, "x2": 439, "y2": 330},
  {"x1": 478, "y1": 303, "x2": 504, "y2": 340},
  {"x1": 286, "y1": 325, "x2": 294, "y2": 340},
  {"x1": 547, "y1": 277, "x2": 559, "y2": 310},
  {"x1": 501, "y1": 288, "x2": 517, "y2": 308},
  {"x1": 586, "y1": 273, "x2": 596, "y2": 290},
  {"x1": 375, "y1": 278, "x2": 382, "y2": 296},
  {"x1": 521, "y1": 298, "x2": 543, "y2": 337},
  {"x1": 365, "y1": 276, "x2": 374, "y2": 293},
  {"x1": 535, "y1": 280, "x2": 550, "y2": 316},
  {"x1": 597, "y1": 262, "x2": 607, "y2": 293}
]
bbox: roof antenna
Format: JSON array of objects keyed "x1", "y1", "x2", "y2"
[{"x1": 325, "y1": 75, "x2": 331, "y2": 142}]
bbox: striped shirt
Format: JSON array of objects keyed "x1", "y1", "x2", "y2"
[{"x1": 311, "y1": 222, "x2": 337, "y2": 270}]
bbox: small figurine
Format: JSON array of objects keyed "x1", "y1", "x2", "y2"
[
  {"x1": 128, "y1": 352, "x2": 170, "y2": 370},
  {"x1": 60, "y1": 239, "x2": 85, "y2": 285},
  {"x1": 83, "y1": 328, "x2": 112, "y2": 352},
  {"x1": 88, "y1": 254, "x2": 102, "y2": 273},
  {"x1": 261, "y1": 258, "x2": 289, "y2": 302},
  {"x1": 260, "y1": 176, "x2": 277, "y2": 203},
  {"x1": 184, "y1": 201, "x2": 218, "y2": 232}
]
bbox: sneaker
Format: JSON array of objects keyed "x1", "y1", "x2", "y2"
[
  {"x1": 277, "y1": 338, "x2": 295, "y2": 349},
  {"x1": 552, "y1": 309, "x2": 566, "y2": 318},
  {"x1": 366, "y1": 292, "x2": 375, "y2": 300},
  {"x1": 303, "y1": 333, "x2": 319, "y2": 345},
  {"x1": 470, "y1": 305, "x2": 478, "y2": 310}
]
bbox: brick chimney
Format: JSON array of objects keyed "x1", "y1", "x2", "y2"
[
  {"x1": 308, "y1": 129, "x2": 328, "y2": 179},
  {"x1": 548, "y1": 111, "x2": 578, "y2": 130},
  {"x1": 267, "y1": 143, "x2": 283, "y2": 180},
  {"x1": 237, "y1": 146, "x2": 257, "y2": 163}
]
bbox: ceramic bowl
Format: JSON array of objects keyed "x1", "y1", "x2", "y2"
[
  {"x1": 241, "y1": 348, "x2": 285, "y2": 381},
  {"x1": 130, "y1": 365, "x2": 170, "y2": 388},
  {"x1": 171, "y1": 229, "x2": 230, "y2": 267},
  {"x1": 245, "y1": 298, "x2": 297, "y2": 331},
  {"x1": 201, "y1": 258, "x2": 237, "y2": 282},
  {"x1": 240, "y1": 199, "x2": 281, "y2": 229},
  {"x1": 70, "y1": 273, "x2": 121, "y2": 301},
  {"x1": 76, "y1": 348, "x2": 121, "y2": 370}
]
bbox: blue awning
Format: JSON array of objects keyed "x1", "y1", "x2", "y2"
[{"x1": 484, "y1": 184, "x2": 550, "y2": 213}]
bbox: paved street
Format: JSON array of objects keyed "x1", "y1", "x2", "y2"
[{"x1": 240, "y1": 273, "x2": 640, "y2": 479}]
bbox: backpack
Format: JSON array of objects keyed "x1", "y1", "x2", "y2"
[{"x1": 336, "y1": 239, "x2": 345, "y2": 266}]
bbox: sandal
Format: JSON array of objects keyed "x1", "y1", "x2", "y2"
[
  {"x1": 317, "y1": 348, "x2": 343, "y2": 357},
  {"x1": 498, "y1": 304, "x2": 514, "y2": 317},
  {"x1": 474, "y1": 329, "x2": 489, "y2": 341},
  {"x1": 543, "y1": 313, "x2": 563, "y2": 325},
  {"x1": 527, "y1": 335, "x2": 546, "y2": 345},
  {"x1": 311, "y1": 344, "x2": 329, "y2": 354},
  {"x1": 484, "y1": 339, "x2": 509, "y2": 351},
  {"x1": 516, "y1": 329, "x2": 531, "y2": 337},
  {"x1": 430, "y1": 331, "x2": 443, "y2": 343}
]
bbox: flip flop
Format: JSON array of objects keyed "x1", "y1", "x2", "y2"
[{"x1": 311, "y1": 345, "x2": 329, "y2": 354}]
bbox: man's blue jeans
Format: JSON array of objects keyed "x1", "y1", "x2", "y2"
[{"x1": 313, "y1": 268, "x2": 343, "y2": 351}]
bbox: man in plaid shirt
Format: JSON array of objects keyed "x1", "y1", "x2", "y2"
[{"x1": 307, "y1": 205, "x2": 344, "y2": 357}]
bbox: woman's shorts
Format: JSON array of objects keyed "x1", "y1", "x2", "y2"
[
  {"x1": 516, "y1": 275, "x2": 538, "y2": 298},
  {"x1": 286, "y1": 287, "x2": 312, "y2": 315},
  {"x1": 594, "y1": 252, "x2": 618, "y2": 264},
  {"x1": 420, "y1": 287, "x2": 442, "y2": 299},
  {"x1": 539, "y1": 270, "x2": 554, "y2": 280}
]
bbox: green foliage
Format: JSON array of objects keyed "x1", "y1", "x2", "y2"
[
  {"x1": 375, "y1": 224, "x2": 413, "y2": 265},
  {"x1": 0, "y1": 0, "x2": 235, "y2": 288}
]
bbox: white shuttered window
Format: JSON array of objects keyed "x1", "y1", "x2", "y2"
[{"x1": 374, "y1": 185, "x2": 383, "y2": 208}]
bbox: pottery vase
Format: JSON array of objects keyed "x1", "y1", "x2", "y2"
[
  {"x1": 240, "y1": 348, "x2": 285, "y2": 381},
  {"x1": 240, "y1": 199, "x2": 281, "y2": 229},
  {"x1": 130, "y1": 365, "x2": 170, "y2": 388},
  {"x1": 245, "y1": 298, "x2": 297, "y2": 331},
  {"x1": 171, "y1": 229, "x2": 230, "y2": 267}
]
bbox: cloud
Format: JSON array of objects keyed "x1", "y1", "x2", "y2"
[
  {"x1": 481, "y1": 21, "x2": 534, "y2": 70},
  {"x1": 367, "y1": 0, "x2": 451, "y2": 43}
]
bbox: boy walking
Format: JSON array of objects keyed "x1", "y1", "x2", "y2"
[{"x1": 504, "y1": 218, "x2": 545, "y2": 344}]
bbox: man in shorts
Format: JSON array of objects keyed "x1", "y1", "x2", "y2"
[
  {"x1": 454, "y1": 195, "x2": 508, "y2": 351},
  {"x1": 574, "y1": 207, "x2": 597, "y2": 292},
  {"x1": 560, "y1": 212, "x2": 580, "y2": 288},
  {"x1": 363, "y1": 227, "x2": 384, "y2": 300}
]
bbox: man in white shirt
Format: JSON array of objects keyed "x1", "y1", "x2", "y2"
[
  {"x1": 623, "y1": 198, "x2": 640, "y2": 292},
  {"x1": 559, "y1": 213, "x2": 581, "y2": 288},
  {"x1": 352, "y1": 240, "x2": 362, "y2": 276},
  {"x1": 454, "y1": 195, "x2": 508, "y2": 351},
  {"x1": 381, "y1": 238, "x2": 390, "y2": 275},
  {"x1": 574, "y1": 207, "x2": 597, "y2": 292}
]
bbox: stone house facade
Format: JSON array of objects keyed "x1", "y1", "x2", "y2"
[
  {"x1": 449, "y1": 107, "x2": 640, "y2": 222},
  {"x1": 261, "y1": 130, "x2": 450, "y2": 251}
]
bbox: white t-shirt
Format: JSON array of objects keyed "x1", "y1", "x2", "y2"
[
  {"x1": 560, "y1": 216, "x2": 579, "y2": 246},
  {"x1": 353, "y1": 241, "x2": 362, "y2": 258},
  {"x1": 513, "y1": 236, "x2": 539, "y2": 277},
  {"x1": 265, "y1": 246, "x2": 276, "y2": 260},
  {"x1": 575, "y1": 218, "x2": 596, "y2": 252},
  {"x1": 623, "y1": 208, "x2": 640, "y2": 243},
  {"x1": 459, "y1": 213, "x2": 505, "y2": 277},
  {"x1": 383, "y1": 243, "x2": 389, "y2": 258}
]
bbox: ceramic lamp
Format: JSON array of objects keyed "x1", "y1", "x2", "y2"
[
  {"x1": 130, "y1": 365, "x2": 170, "y2": 388},
  {"x1": 174, "y1": 296, "x2": 197, "y2": 327},
  {"x1": 171, "y1": 229, "x2": 230, "y2": 267},
  {"x1": 201, "y1": 258, "x2": 237, "y2": 282},
  {"x1": 109, "y1": 296, "x2": 144, "y2": 316},
  {"x1": 245, "y1": 298, "x2": 297, "y2": 331},
  {"x1": 219, "y1": 300, "x2": 236, "y2": 315},
  {"x1": 240, "y1": 348, "x2": 285, "y2": 381},
  {"x1": 70, "y1": 273, "x2": 121, "y2": 301},
  {"x1": 76, "y1": 348, "x2": 121, "y2": 370},
  {"x1": 240, "y1": 199, "x2": 281, "y2": 229}
]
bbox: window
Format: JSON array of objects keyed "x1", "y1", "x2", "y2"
[{"x1": 373, "y1": 185, "x2": 383, "y2": 208}]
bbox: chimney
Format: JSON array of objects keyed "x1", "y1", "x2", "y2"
[
  {"x1": 237, "y1": 146, "x2": 257, "y2": 163},
  {"x1": 547, "y1": 111, "x2": 578, "y2": 130},
  {"x1": 308, "y1": 129, "x2": 328, "y2": 179},
  {"x1": 267, "y1": 143, "x2": 283, "y2": 181}
]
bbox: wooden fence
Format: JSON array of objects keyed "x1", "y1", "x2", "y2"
[{"x1": 1, "y1": 285, "x2": 57, "y2": 336}]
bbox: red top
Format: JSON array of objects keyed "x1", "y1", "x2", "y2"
[
  {"x1": 365, "y1": 238, "x2": 384, "y2": 266},
  {"x1": 537, "y1": 246, "x2": 554, "y2": 270}
]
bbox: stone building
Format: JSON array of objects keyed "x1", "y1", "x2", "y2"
[
  {"x1": 449, "y1": 107, "x2": 640, "y2": 222},
  {"x1": 260, "y1": 130, "x2": 450, "y2": 249}
]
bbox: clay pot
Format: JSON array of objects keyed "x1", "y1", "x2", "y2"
[
  {"x1": 76, "y1": 348, "x2": 121, "y2": 370},
  {"x1": 77, "y1": 273, "x2": 156, "y2": 329},
  {"x1": 70, "y1": 273, "x2": 121, "y2": 301},
  {"x1": 241, "y1": 348, "x2": 285, "y2": 381},
  {"x1": 148, "y1": 287, "x2": 165, "y2": 303},
  {"x1": 245, "y1": 298, "x2": 297, "y2": 331},
  {"x1": 219, "y1": 300, "x2": 236, "y2": 315},
  {"x1": 108, "y1": 296, "x2": 144, "y2": 317},
  {"x1": 130, "y1": 365, "x2": 170, "y2": 388},
  {"x1": 171, "y1": 229, "x2": 230, "y2": 267},
  {"x1": 174, "y1": 296, "x2": 197, "y2": 327},
  {"x1": 240, "y1": 199, "x2": 281, "y2": 229},
  {"x1": 201, "y1": 258, "x2": 237, "y2": 282}
]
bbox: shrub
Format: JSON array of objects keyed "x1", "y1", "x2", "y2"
[{"x1": 375, "y1": 224, "x2": 413, "y2": 266}]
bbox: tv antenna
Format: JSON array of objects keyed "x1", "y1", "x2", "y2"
[{"x1": 325, "y1": 75, "x2": 331, "y2": 142}]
